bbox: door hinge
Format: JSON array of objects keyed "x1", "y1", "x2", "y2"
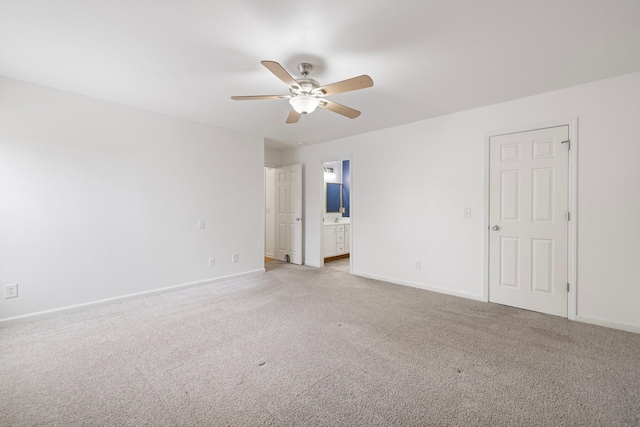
[
  {"x1": 561, "y1": 139, "x2": 570, "y2": 150},
  {"x1": 567, "y1": 283, "x2": 570, "y2": 292},
  {"x1": 567, "y1": 212, "x2": 571, "y2": 221}
]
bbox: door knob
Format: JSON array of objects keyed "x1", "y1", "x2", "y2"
[{"x1": 491, "y1": 225, "x2": 500, "y2": 231}]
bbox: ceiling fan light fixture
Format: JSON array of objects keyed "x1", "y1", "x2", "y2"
[
  {"x1": 289, "y1": 95, "x2": 319, "y2": 114},
  {"x1": 232, "y1": 60, "x2": 373, "y2": 123}
]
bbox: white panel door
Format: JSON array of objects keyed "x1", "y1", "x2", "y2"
[
  {"x1": 489, "y1": 126, "x2": 569, "y2": 317},
  {"x1": 275, "y1": 164, "x2": 303, "y2": 264}
]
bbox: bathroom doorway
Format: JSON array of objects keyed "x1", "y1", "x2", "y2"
[{"x1": 322, "y1": 159, "x2": 351, "y2": 273}]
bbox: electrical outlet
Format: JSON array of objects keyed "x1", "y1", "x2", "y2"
[
  {"x1": 208, "y1": 257, "x2": 215, "y2": 266},
  {"x1": 415, "y1": 261, "x2": 421, "y2": 271},
  {"x1": 4, "y1": 284, "x2": 18, "y2": 299},
  {"x1": 232, "y1": 253, "x2": 239, "y2": 263},
  {"x1": 197, "y1": 220, "x2": 205, "y2": 229},
  {"x1": 464, "y1": 208, "x2": 472, "y2": 218}
]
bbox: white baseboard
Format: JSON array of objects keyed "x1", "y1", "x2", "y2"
[
  {"x1": 575, "y1": 315, "x2": 640, "y2": 334},
  {"x1": 352, "y1": 271, "x2": 484, "y2": 302},
  {"x1": 0, "y1": 269, "x2": 266, "y2": 326}
]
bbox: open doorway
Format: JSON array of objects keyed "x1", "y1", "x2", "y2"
[
  {"x1": 264, "y1": 167, "x2": 275, "y2": 263},
  {"x1": 322, "y1": 159, "x2": 351, "y2": 273},
  {"x1": 265, "y1": 164, "x2": 304, "y2": 265}
]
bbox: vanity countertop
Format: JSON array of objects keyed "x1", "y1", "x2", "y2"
[{"x1": 324, "y1": 219, "x2": 350, "y2": 226}]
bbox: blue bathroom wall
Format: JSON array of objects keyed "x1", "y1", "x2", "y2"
[{"x1": 342, "y1": 160, "x2": 350, "y2": 217}]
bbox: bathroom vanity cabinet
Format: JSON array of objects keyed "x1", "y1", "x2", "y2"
[{"x1": 323, "y1": 223, "x2": 350, "y2": 258}]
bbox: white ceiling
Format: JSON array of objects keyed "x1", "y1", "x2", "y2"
[{"x1": 1, "y1": 1, "x2": 640, "y2": 150}]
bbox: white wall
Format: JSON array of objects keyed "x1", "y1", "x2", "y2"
[
  {"x1": 0, "y1": 77, "x2": 265, "y2": 321},
  {"x1": 264, "y1": 147, "x2": 282, "y2": 167},
  {"x1": 282, "y1": 71, "x2": 640, "y2": 333}
]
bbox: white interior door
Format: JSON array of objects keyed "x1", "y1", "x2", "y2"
[
  {"x1": 275, "y1": 164, "x2": 303, "y2": 264},
  {"x1": 489, "y1": 126, "x2": 569, "y2": 317}
]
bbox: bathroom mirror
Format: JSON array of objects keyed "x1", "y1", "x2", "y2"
[{"x1": 326, "y1": 183, "x2": 342, "y2": 213}]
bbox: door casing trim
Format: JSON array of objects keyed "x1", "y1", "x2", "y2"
[{"x1": 483, "y1": 117, "x2": 578, "y2": 320}]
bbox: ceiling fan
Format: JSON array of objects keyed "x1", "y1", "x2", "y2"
[{"x1": 231, "y1": 60, "x2": 373, "y2": 124}]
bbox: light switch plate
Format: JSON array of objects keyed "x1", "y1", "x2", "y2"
[{"x1": 464, "y1": 208, "x2": 472, "y2": 218}]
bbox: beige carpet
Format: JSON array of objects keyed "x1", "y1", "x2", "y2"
[{"x1": 1, "y1": 261, "x2": 639, "y2": 426}]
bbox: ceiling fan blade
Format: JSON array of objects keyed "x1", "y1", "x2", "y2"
[
  {"x1": 261, "y1": 60, "x2": 300, "y2": 90},
  {"x1": 316, "y1": 75, "x2": 373, "y2": 96},
  {"x1": 286, "y1": 108, "x2": 301, "y2": 124},
  {"x1": 320, "y1": 99, "x2": 361, "y2": 119},
  {"x1": 231, "y1": 95, "x2": 287, "y2": 100}
]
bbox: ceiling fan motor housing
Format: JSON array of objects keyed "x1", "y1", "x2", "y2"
[{"x1": 291, "y1": 78, "x2": 320, "y2": 96}]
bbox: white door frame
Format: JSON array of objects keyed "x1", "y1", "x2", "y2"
[
  {"x1": 319, "y1": 155, "x2": 353, "y2": 271},
  {"x1": 484, "y1": 118, "x2": 578, "y2": 320}
]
